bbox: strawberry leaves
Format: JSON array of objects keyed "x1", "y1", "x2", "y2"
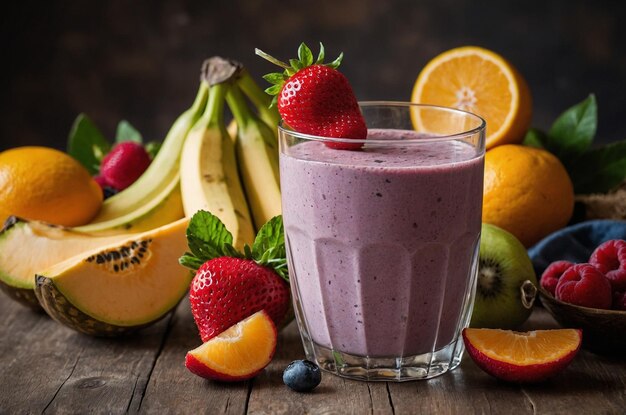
[{"x1": 179, "y1": 210, "x2": 289, "y2": 282}]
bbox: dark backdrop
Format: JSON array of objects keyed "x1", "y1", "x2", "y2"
[{"x1": 2, "y1": 0, "x2": 624, "y2": 151}]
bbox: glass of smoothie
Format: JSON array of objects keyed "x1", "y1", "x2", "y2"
[{"x1": 279, "y1": 102, "x2": 485, "y2": 381}]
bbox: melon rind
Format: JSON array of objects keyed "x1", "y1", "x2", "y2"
[
  {"x1": 34, "y1": 275, "x2": 164, "y2": 336},
  {"x1": 32, "y1": 218, "x2": 192, "y2": 337}
]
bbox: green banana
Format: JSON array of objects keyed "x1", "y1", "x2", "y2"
[
  {"x1": 226, "y1": 84, "x2": 281, "y2": 231},
  {"x1": 237, "y1": 70, "x2": 281, "y2": 130},
  {"x1": 89, "y1": 82, "x2": 209, "y2": 223},
  {"x1": 180, "y1": 68, "x2": 255, "y2": 250}
]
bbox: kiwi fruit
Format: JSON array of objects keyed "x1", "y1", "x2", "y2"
[{"x1": 470, "y1": 223, "x2": 538, "y2": 329}]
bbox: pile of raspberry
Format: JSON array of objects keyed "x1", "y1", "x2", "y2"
[{"x1": 541, "y1": 239, "x2": 626, "y2": 310}]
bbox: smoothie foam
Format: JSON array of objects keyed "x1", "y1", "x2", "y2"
[{"x1": 281, "y1": 129, "x2": 484, "y2": 358}]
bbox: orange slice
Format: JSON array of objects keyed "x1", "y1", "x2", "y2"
[
  {"x1": 185, "y1": 310, "x2": 277, "y2": 381},
  {"x1": 411, "y1": 46, "x2": 532, "y2": 149},
  {"x1": 463, "y1": 328, "x2": 582, "y2": 382}
]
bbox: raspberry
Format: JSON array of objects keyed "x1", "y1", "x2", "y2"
[
  {"x1": 555, "y1": 263, "x2": 612, "y2": 309},
  {"x1": 540, "y1": 260, "x2": 574, "y2": 296},
  {"x1": 100, "y1": 142, "x2": 151, "y2": 190},
  {"x1": 588, "y1": 239, "x2": 626, "y2": 292},
  {"x1": 613, "y1": 291, "x2": 626, "y2": 311}
]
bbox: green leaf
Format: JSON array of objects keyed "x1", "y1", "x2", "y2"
[
  {"x1": 179, "y1": 253, "x2": 205, "y2": 271},
  {"x1": 67, "y1": 113, "x2": 111, "y2": 175},
  {"x1": 115, "y1": 120, "x2": 143, "y2": 143},
  {"x1": 252, "y1": 216, "x2": 288, "y2": 282},
  {"x1": 262, "y1": 73, "x2": 286, "y2": 85},
  {"x1": 569, "y1": 140, "x2": 626, "y2": 194},
  {"x1": 547, "y1": 94, "x2": 597, "y2": 160},
  {"x1": 327, "y1": 52, "x2": 344, "y2": 69},
  {"x1": 315, "y1": 42, "x2": 325, "y2": 64},
  {"x1": 264, "y1": 84, "x2": 282, "y2": 96},
  {"x1": 298, "y1": 43, "x2": 313, "y2": 67},
  {"x1": 522, "y1": 128, "x2": 547, "y2": 148},
  {"x1": 289, "y1": 59, "x2": 303, "y2": 71},
  {"x1": 185, "y1": 210, "x2": 236, "y2": 265},
  {"x1": 144, "y1": 141, "x2": 161, "y2": 159}
]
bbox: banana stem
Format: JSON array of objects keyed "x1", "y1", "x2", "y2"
[
  {"x1": 237, "y1": 71, "x2": 281, "y2": 128},
  {"x1": 191, "y1": 81, "x2": 210, "y2": 114},
  {"x1": 205, "y1": 82, "x2": 229, "y2": 129},
  {"x1": 226, "y1": 85, "x2": 254, "y2": 131}
]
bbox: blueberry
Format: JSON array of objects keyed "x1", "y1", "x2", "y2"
[
  {"x1": 283, "y1": 360, "x2": 321, "y2": 392},
  {"x1": 103, "y1": 186, "x2": 119, "y2": 200}
]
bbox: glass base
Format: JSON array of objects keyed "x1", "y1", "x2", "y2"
[{"x1": 301, "y1": 335, "x2": 465, "y2": 382}]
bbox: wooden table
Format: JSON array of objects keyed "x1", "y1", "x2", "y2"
[{"x1": 1, "y1": 296, "x2": 625, "y2": 415}]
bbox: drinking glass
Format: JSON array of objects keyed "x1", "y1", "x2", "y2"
[{"x1": 279, "y1": 102, "x2": 485, "y2": 381}]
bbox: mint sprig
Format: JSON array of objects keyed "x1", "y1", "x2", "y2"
[
  {"x1": 522, "y1": 94, "x2": 626, "y2": 194},
  {"x1": 179, "y1": 211, "x2": 289, "y2": 282}
]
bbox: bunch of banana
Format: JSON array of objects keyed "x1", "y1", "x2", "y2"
[
  {"x1": 76, "y1": 81, "x2": 209, "y2": 234},
  {"x1": 179, "y1": 58, "x2": 256, "y2": 250},
  {"x1": 226, "y1": 83, "x2": 281, "y2": 231}
]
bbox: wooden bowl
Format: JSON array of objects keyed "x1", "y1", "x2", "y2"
[{"x1": 538, "y1": 286, "x2": 626, "y2": 355}]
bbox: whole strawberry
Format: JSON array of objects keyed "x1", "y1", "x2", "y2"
[
  {"x1": 100, "y1": 141, "x2": 151, "y2": 190},
  {"x1": 257, "y1": 43, "x2": 366, "y2": 150},
  {"x1": 190, "y1": 257, "x2": 289, "y2": 342},
  {"x1": 180, "y1": 211, "x2": 291, "y2": 342}
]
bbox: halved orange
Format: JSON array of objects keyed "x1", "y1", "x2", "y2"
[
  {"x1": 185, "y1": 310, "x2": 277, "y2": 381},
  {"x1": 463, "y1": 328, "x2": 582, "y2": 382},
  {"x1": 411, "y1": 46, "x2": 532, "y2": 149}
]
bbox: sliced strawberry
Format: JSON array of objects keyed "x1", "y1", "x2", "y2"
[{"x1": 257, "y1": 43, "x2": 366, "y2": 150}]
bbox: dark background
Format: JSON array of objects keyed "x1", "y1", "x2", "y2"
[{"x1": 1, "y1": 0, "x2": 624, "y2": 151}]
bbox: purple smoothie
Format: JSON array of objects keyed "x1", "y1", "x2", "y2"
[{"x1": 280, "y1": 129, "x2": 484, "y2": 358}]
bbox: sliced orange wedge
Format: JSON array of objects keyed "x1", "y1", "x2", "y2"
[
  {"x1": 411, "y1": 46, "x2": 532, "y2": 149},
  {"x1": 185, "y1": 310, "x2": 277, "y2": 381},
  {"x1": 463, "y1": 328, "x2": 582, "y2": 383}
]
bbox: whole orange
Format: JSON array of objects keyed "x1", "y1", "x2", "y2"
[
  {"x1": 483, "y1": 145, "x2": 574, "y2": 247},
  {"x1": 0, "y1": 147, "x2": 102, "y2": 226}
]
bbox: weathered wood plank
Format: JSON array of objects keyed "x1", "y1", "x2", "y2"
[
  {"x1": 0, "y1": 296, "x2": 171, "y2": 414},
  {"x1": 138, "y1": 297, "x2": 249, "y2": 415},
  {"x1": 247, "y1": 322, "x2": 394, "y2": 415}
]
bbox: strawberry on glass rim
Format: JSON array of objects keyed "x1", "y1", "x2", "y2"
[{"x1": 256, "y1": 42, "x2": 367, "y2": 150}]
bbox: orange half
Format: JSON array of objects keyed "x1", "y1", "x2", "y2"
[
  {"x1": 463, "y1": 328, "x2": 582, "y2": 382},
  {"x1": 185, "y1": 310, "x2": 277, "y2": 381},
  {"x1": 411, "y1": 46, "x2": 532, "y2": 149}
]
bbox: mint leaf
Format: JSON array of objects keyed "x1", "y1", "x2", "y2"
[
  {"x1": 67, "y1": 114, "x2": 111, "y2": 175},
  {"x1": 252, "y1": 216, "x2": 288, "y2": 282},
  {"x1": 547, "y1": 94, "x2": 597, "y2": 160},
  {"x1": 116, "y1": 120, "x2": 143, "y2": 143},
  {"x1": 523, "y1": 128, "x2": 547, "y2": 149},
  {"x1": 569, "y1": 140, "x2": 626, "y2": 194},
  {"x1": 181, "y1": 210, "x2": 239, "y2": 271}
]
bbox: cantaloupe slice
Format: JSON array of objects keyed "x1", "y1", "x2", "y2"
[
  {"x1": 0, "y1": 217, "x2": 131, "y2": 309},
  {"x1": 34, "y1": 218, "x2": 192, "y2": 336}
]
